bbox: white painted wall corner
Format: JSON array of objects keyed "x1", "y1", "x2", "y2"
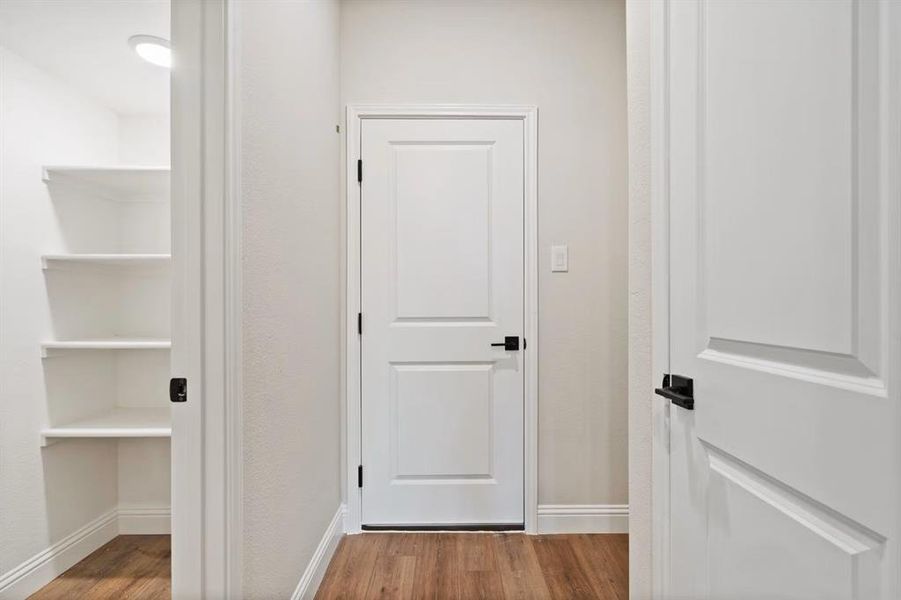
[
  {"x1": 537, "y1": 504, "x2": 629, "y2": 534},
  {"x1": 290, "y1": 505, "x2": 345, "y2": 600}
]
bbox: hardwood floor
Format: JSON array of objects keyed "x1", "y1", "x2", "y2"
[
  {"x1": 28, "y1": 535, "x2": 170, "y2": 600},
  {"x1": 315, "y1": 533, "x2": 628, "y2": 600},
  {"x1": 27, "y1": 532, "x2": 626, "y2": 599}
]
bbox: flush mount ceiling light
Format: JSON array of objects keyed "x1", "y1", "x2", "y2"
[{"x1": 128, "y1": 34, "x2": 171, "y2": 68}]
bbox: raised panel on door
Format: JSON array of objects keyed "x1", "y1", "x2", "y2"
[
  {"x1": 391, "y1": 364, "x2": 494, "y2": 481},
  {"x1": 393, "y1": 143, "x2": 493, "y2": 321},
  {"x1": 666, "y1": 0, "x2": 901, "y2": 597},
  {"x1": 360, "y1": 118, "x2": 524, "y2": 527},
  {"x1": 703, "y1": 446, "x2": 883, "y2": 600}
]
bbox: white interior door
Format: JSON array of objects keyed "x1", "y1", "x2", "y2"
[
  {"x1": 360, "y1": 118, "x2": 525, "y2": 527},
  {"x1": 662, "y1": 1, "x2": 901, "y2": 598}
]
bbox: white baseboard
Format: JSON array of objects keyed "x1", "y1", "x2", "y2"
[
  {"x1": 537, "y1": 504, "x2": 629, "y2": 534},
  {"x1": 0, "y1": 505, "x2": 172, "y2": 599},
  {"x1": 0, "y1": 509, "x2": 119, "y2": 599},
  {"x1": 291, "y1": 504, "x2": 345, "y2": 600},
  {"x1": 118, "y1": 507, "x2": 171, "y2": 535}
]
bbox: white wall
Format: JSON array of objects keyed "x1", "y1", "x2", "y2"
[
  {"x1": 340, "y1": 0, "x2": 629, "y2": 507},
  {"x1": 235, "y1": 1, "x2": 342, "y2": 597},
  {"x1": 118, "y1": 114, "x2": 170, "y2": 165},
  {"x1": 0, "y1": 46, "x2": 120, "y2": 578}
]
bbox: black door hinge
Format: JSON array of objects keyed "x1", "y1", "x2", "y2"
[
  {"x1": 357, "y1": 312, "x2": 362, "y2": 335},
  {"x1": 358, "y1": 465, "x2": 363, "y2": 488},
  {"x1": 169, "y1": 378, "x2": 187, "y2": 403},
  {"x1": 357, "y1": 159, "x2": 363, "y2": 183}
]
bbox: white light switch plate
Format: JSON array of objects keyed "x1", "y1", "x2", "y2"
[{"x1": 551, "y1": 244, "x2": 568, "y2": 272}]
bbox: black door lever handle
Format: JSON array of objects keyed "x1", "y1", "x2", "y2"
[
  {"x1": 655, "y1": 374, "x2": 694, "y2": 410},
  {"x1": 490, "y1": 336, "x2": 520, "y2": 351}
]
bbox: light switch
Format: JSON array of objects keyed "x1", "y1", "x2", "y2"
[{"x1": 551, "y1": 244, "x2": 568, "y2": 272}]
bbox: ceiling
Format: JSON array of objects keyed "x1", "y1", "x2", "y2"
[{"x1": 0, "y1": 0, "x2": 169, "y2": 115}]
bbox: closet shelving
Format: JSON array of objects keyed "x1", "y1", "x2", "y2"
[
  {"x1": 41, "y1": 407, "x2": 171, "y2": 446},
  {"x1": 42, "y1": 254, "x2": 171, "y2": 269},
  {"x1": 41, "y1": 164, "x2": 172, "y2": 443},
  {"x1": 41, "y1": 338, "x2": 171, "y2": 357},
  {"x1": 42, "y1": 165, "x2": 169, "y2": 202}
]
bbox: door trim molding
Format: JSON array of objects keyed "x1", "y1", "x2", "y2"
[
  {"x1": 171, "y1": 0, "x2": 242, "y2": 596},
  {"x1": 627, "y1": 0, "x2": 669, "y2": 594},
  {"x1": 343, "y1": 105, "x2": 539, "y2": 533},
  {"x1": 649, "y1": 0, "x2": 672, "y2": 595}
]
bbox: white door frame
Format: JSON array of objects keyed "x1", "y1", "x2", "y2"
[
  {"x1": 171, "y1": 0, "x2": 243, "y2": 597},
  {"x1": 627, "y1": 0, "x2": 672, "y2": 594},
  {"x1": 649, "y1": 0, "x2": 671, "y2": 594},
  {"x1": 343, "y1": 105, "x2": 539, "y2": 534},
  {"x1": 639, "y1": 1, "x2": 687, "y2": 594}
]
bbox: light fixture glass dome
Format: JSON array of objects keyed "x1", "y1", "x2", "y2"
[{"x1": 128, "y1": 35, "x2": 171, "y2": 68}]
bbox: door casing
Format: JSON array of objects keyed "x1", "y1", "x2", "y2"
[
  {"x1": 343, "y1": 105, "x2": 539, "y2": 533},
  {"x1": 649, "y1": 0, "x2": 671, "y2": 594},
  {"x1": 171, "y1": 0, "x2": 243, "y2": 596}
]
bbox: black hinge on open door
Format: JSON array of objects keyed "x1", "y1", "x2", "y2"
[
  {"x1": 655, "y1": 374, "x2": 694, "y2": 410},
  {"x1": 358, "y1": 465, "x2": 363, "y2": 488},
  {"x1": 357, "y1": 313, "x2": 362, "y2": 335},
  {"x1": 357, "y1": 159, "x2": 363, "y2": 183}
]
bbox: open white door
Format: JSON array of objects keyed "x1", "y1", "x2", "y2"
[{"x1": 659, "y1": 1, "x2": 901, "y2": 598}]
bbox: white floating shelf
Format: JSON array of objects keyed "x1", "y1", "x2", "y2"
[
  {"x1": 42, "y1": 253, "x2": 171, "y2": 270},
  {"x1": 42, "y1": 166, "x2": 170, "y2": 202},
  {"x1": 41, "y1": 407, "x2": 171, "y2": 446},
  {"x1": 42, "y1": 338, "x2": 171, "y2": 357}
]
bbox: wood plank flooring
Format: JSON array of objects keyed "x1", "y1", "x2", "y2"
[
  {"x1": 28, "y1": 535, "x2": 170, "y2": 600},
  {"x1": 315, "y1": 533, "x2": 628, "y2": 600},
  {"x1": 27, "y1": 532, "x2": 626, "y2": 599}
]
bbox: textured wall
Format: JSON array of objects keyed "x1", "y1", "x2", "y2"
[
  {"x1": 626, "y1": 0, "x2": 653, "y2": 595},
  {"x1": 341, "y1": 0, "x2": 629, "y2": 507},
  {"x1": 237, "y1": 1, "x2": 342, "y2": 597}
]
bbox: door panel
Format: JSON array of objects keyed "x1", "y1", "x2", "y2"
[
  {"x1": 361, "y1": 118, "x2": 524, "y2": 526},
  {"x1": 665, "y1": 0, "x2": 900, "y2": 598},
  {"x1": 703, "y1": 0, "x2": 857, "y2": 354},
  {"x1": 392, "y1": 364, "x2": 493, "y2": 478},
  {"x1": 394, "y1": 143, "x2": 493, "y2": 320},
  {"x1": 703, "y1": 446, "x2": 883, "y2": 600}
]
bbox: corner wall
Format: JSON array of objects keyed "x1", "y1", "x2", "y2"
[
  {"x1": 0, "y1": 52, "x2": 119, "y2": 578},
  {"x1": 235, "y1": 1, "x2": 342, "y2": 598}
]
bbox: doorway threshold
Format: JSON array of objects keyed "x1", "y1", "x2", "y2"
[{"x1": 361, "y1": 523, "x2": 524, "y2": 532}]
